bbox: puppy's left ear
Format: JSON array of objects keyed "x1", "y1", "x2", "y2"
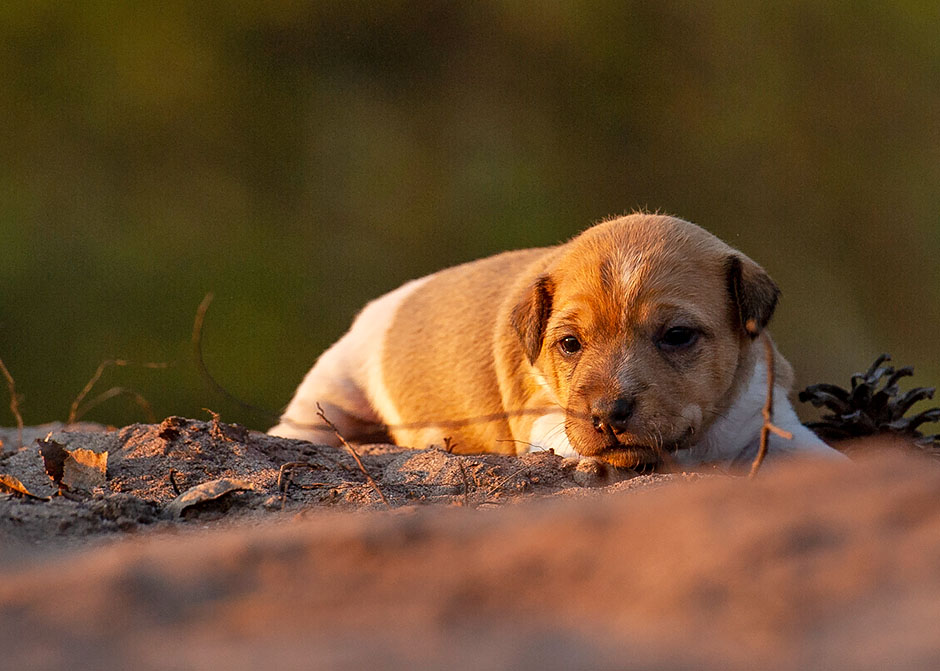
[
  {"x1": 726, "y1": 256, "x2": 780, "y2": 338},
  {"x1": 511, "y1": 275, "x2": 554, "y2": 364}
]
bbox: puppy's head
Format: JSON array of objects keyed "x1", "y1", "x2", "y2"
[{"x1": 511, "y1": 214, "x2": 778, "y2": 468}]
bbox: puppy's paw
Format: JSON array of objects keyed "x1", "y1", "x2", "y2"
[{"x1": 568, "y1": 456, "x2": 638, "y2": 487}]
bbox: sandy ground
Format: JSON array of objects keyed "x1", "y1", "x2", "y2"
[{"x1": 2, "y1": 418, "x2": 940, "y2": 669}]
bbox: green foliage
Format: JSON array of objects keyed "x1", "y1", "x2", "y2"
[{"x1": 0, "y1": 1, "x2": 938, "y2": 429}]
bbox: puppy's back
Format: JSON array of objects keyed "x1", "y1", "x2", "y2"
[{"x1": 380, "y1": 247, "x2": 547, "y2": 452}]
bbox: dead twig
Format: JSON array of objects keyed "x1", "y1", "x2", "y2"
[
  {"x1": 316, "y1": 403, "x2": 391, "y2": 508},
  {"x1": 457, "y1": 457, "x2": 471, "y2": 507},
  {"x1": 0, "y1": 357, "x2": 24, "y2": 451},
  {"x1": 278, "y1": 462, "x2": 328, "y2": 489},
  {"x1": 168, "y1": 469, "x2": 181, "y2": 496},
  {"x1": 277, "y1": 461, "x2": 338, "y2": 509},
  {"x1": 68, "y1": 359, "x2": 166, "y2": 424},
  {"x1": 204, "y1": 408, "x2": 229, "y2": 442},
  {"x1": 278, "y1": 461, "x2": 302, "y2": 510},
  {"x1": 201, "y1": 408, "x2": 248, "y2": 445},
  {"x1": 278, "y1": 461, "x2": 320, "y2": 494},
  {"x1": 749, "y1": 336, "x2": 794, "y2": 478}
]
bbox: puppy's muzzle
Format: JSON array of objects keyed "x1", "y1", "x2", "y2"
[{"x1": 590, "y1": 396, "x2": 635, "y2": 437}]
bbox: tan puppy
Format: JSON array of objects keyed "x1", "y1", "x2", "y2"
[{"x1": 269, "y1": 214, "x2": 841, "y2": 469}]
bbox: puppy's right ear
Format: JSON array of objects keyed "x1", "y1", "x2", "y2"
[
  {"x1": 726, "y1": 255, "x2": 780, "y2": 338},
  {"x1": 510, "y1": 275, "x2": 554, "y2": 364}
]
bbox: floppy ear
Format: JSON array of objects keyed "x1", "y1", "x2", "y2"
[
  {"x1": 726, "y1": 256, "x2": 780, "y2": 338},
  {"x1": 510, "y1": 275, "x2": 554, "y2": 364}
]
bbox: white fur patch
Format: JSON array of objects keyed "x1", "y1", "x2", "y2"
[
  {"x1": 677, "y1": 356, "x2": 844, "y2": 468},
  {"x1": 360, "y1": 277, "x2": 432, "y2": 428},
  {"x1": 527, "y1": 412, "x2": 576, "y2": 457}
]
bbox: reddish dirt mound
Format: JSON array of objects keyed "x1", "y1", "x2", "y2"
[
  {"x1": 0, "y1": 417, "x2": 673, "y2": 556},
  {"x1": 2, "y1": 420, "x2": 939, "y2": 669}
]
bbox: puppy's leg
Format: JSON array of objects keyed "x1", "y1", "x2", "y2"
[
  {"x1": 267, "y1": 336, "x2": 383, "y2": 444},
  {"x1": 269, "y1": 276, "x2": 430, "y2": 445}
]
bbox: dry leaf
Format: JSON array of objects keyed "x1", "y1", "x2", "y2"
[
  {"x1": 38, "y1": 437, "x2": 68, "y2": 488},
  {"x1": 39, "y1": 437, "x2": 108, "y2": 493},
  {"x1": 166, "y1": 478, "x2": 253, "y2": 519},
  {"x1": 62, "y1": 448, "x2": 108, "y2": 492},
  {"x1": 0, "y1": 474, "x2": 49, "y2": 501}
]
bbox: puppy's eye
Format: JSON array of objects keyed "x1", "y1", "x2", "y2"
[
  {"x1": 658, "y1": 326, "x2": 699, "y2": 351},
  {"x1": 558, "y1": 336, "x2": 582, "y2": 355}
]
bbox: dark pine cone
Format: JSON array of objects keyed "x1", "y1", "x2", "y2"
[{"x1": 799, "y1": 354, "x2": 940, "y2": 452}]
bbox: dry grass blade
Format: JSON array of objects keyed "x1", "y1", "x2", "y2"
[
  {"x1": 192, "y1": 293, "x2": 280, "y2": 421},
  {"x1": 68, "y1": 359, "x2": 167, "y2": 423},
  {"x1": 749, "y1": 336, "x2": 793, "y2": 478},
  {"x1": 72, "y1": 387, "x2": 156, "y2": 423},
  {"x1": 315, "y1": 403, "x2": 391, "y2": 508},
  {"x1": 0, "y1": 357, "x2": 24, "y2": 451},
  {"x1": 485, "y1": 465, "x2": 529, "y2": 498}
]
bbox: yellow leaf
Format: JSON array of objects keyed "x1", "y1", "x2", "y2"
[
  {"x1": 0, "y1": 473, "x2": 49, "y2": 501},
  {"x1": 62, "y1": 448, "x2": 108, "y2": 492}
]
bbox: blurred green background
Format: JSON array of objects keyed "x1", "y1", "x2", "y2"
[{"x1": 1, "y1": 1, "x2": 938, "y2": 431}]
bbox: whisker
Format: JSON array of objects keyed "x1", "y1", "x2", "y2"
[
  {"x1": 495, "y1": 438, "x2": 540, "y2": 449},
  {"x1": 545, "y1": 420, "x2": 568, "y2": 440}
]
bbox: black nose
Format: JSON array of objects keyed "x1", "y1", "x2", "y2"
[{"x1": 591, "y1": 396, "x2": 635, "y2": 434}]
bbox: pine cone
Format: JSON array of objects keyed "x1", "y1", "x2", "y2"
[{"x1": 799, "y1": 354, "x2": 940, "y2": 453}]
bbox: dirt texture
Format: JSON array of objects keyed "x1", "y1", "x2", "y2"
[
  {"x1": 1, "y1": 419, "x2": 939, "y2": 669},
  {"x1": 0, "y1": 418, "x2": 672, "y2": 551}
]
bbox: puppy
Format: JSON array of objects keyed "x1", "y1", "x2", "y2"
[{"x1": 269, "y1": 214, "x2": 841, "y2": 469}]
